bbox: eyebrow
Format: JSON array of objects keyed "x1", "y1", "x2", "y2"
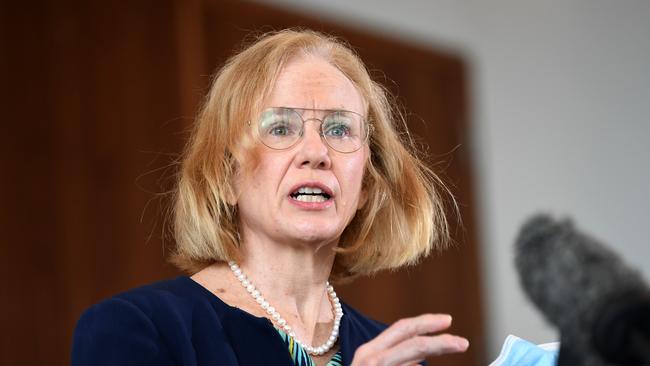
[{"x1": 270, "y1": 106, "x2": 364, "y2": 116}]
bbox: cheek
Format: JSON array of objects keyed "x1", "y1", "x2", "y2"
[
  {"x1": 339, "y1": 155, "x2": 367, "y2": 194},
  {"x1": 248, "y1": 153, "x2": 289, "y2": 193}
]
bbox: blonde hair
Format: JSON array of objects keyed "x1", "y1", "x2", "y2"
[{"x1": 171, "y1": 29, "x2": 453, "y2": 280}]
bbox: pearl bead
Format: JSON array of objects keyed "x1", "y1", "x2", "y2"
[{"x1": 229, "y1": 262, "x2": 341, "y2": 355}]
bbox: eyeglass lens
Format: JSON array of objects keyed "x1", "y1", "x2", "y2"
[{"x1": 257, "y1": 107, "x2": 366, "y2": 153}]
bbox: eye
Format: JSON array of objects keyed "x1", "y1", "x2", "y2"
[
  {"x1": 259, "y1": 110, "x2": 299, "y2": 137},
  {"x1": 324, "y1": 122, "x2": 351, "y2": 138},
  {"x1": 268, "y1": 123, "x2": 293, "y2": 136},
  {"x1": 323, "y1": 111, "x2": 359, "y2": 139}
]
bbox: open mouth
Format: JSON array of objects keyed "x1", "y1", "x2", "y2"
[{"x1": 290, "y1": 187, "x2": 332, "y2": 203}]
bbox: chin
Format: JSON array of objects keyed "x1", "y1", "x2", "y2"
[{"x1": 289, "y1": 225, "x2": 342, "y2": 246}]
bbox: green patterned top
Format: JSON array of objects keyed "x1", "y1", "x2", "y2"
[{"x1": 276, "y1": 328, "x2": 343, "y2": 366}]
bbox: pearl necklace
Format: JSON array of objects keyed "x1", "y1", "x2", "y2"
[{"x1": 228, "y1": 261, "x2": 343, "y2": 356}]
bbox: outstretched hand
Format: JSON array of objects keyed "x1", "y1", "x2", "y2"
[{"x1": 351, "y1": 314, "x2": 469, "y2": 366}]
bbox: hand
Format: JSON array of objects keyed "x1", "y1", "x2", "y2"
[{"x1": 350, "y1": 314, "x2": 469, "y2": 366}]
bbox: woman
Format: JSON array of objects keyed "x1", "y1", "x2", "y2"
[{"x1": 72, "y1": 29, "x2": 469, "y2": 366}]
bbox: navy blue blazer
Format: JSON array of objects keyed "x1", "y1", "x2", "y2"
[{"x1": 72, "y1": 276, "x2": 388, "y2": 365}]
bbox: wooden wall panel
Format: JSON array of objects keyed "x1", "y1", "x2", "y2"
[
  {"x1": 1, "y1": 1, "x2": 484, "y2": 364},
  {"x1": 2, "y1": 1, "x2": 186, "y2": 364}
]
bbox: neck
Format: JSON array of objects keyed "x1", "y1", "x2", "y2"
[{"x1": 232, "y1": 229, "x2": 338, "y2": 344}]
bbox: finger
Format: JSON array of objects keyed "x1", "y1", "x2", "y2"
[
  {"x1": 379, "y1": 334, "x2": 469, "y2": 366},
  {"x1": 363, "y1": 314, "x2": 453, "y2": 352}
]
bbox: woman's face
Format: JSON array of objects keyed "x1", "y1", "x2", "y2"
[{"x1": 234, "y1": 55, "x2": 368, "y2": 250}]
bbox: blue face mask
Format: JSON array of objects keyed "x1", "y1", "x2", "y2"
[{"x1": 489, "y1": 335, "x2": 559, "y2": 366}]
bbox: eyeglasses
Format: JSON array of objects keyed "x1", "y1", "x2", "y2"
[{"x1": 254, "y1": 107, "x2": 370, "y2": 153}]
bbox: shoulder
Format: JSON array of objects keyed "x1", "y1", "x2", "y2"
[
  {"x1": 78, "y1": 276, "x2": 211, "y2": 330},
  {"x1": 107, "y1": 276, "x2": 209, "y2": 317},
  {"x1": 339, "y1": 303, "x2": 430, "y2": 366},
  {"x1": 72, "y1": 276, "x2": 231, "y2": 366},
  {"x1": 341, "y1": 301, "x2": 388, "y2": 338},
  {"x1": 71, "y1": 279, "x2": 179, "y2": 366},
  {"x1": 338, "y1": 301, "x2": 390, "y2": 365}
]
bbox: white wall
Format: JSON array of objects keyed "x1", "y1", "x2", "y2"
[{"x1": 254, "y1": 0, "x2": 650, "y2": 359}]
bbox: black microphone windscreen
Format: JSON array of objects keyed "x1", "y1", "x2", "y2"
[{"x1": 514, "y1": 214, "x2": 649, "y2": 365}]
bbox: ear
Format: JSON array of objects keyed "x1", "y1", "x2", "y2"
[
  {"x1": 357, "y1": 148, "x2": 372, "y2": 210},
  {"x1": 357, "y1": 188, "x2": 368, "y2": 210},
  {"x1": 225, "y1": 169, "x2": 244, "y2": 206},
  {"x1": 225, "y1": 186, "x2": 238, "y2": 206},
  {"x1": 225, "y1": 153, "x2": 243, "y2": 206}
]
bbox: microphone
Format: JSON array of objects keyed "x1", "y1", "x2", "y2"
[{"x1": 514, "y1": 214, "x2": 650, "y2": 366}]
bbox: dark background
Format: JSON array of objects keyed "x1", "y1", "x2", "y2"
[{"x1": 1, "y1": 0, "x2": 484, "y2": 364}]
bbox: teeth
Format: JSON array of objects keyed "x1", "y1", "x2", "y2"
[
  {"x1": 294, "y1": 194, "x2": 327, "y2": 203},
  {"x1": 297, "y1": 187, "x2": 323, "y2": 194}
]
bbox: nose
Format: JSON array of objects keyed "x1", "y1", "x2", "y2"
[{"x1": 294, "y1": 120, "x2": 331, "y2": 169}]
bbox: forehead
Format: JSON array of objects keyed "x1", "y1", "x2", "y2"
[{"x1": 265, "y1": 55, "x2": 365, "y2": 114}]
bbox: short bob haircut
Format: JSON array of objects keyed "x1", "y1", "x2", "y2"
[{"x1": 171, "y1": 29, "x2": 452, "y2": 280}]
